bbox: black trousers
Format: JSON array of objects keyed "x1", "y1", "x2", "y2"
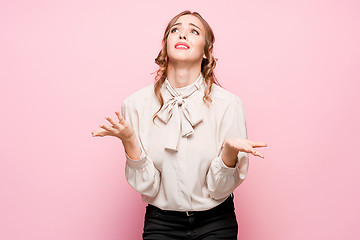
[{"x1": 142, "y1": 194, "x2": 238, "y2": 240}]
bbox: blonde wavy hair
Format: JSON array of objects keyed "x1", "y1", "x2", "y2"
[{"x1": 152, "y1": 10, "x2": 220, "y2": 123}]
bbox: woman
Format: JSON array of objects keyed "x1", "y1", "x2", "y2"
[{"x1": 92, "y1": 10, "x2": 267, "y2": 240}]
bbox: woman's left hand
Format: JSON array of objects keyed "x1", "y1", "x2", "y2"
[{"x1": 224, "y1": 138, "x2": 267, "y2": 159}]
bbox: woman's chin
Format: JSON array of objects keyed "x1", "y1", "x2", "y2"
[{"x1": 168, "y1": 56, "x2": 202, "y2": 66}]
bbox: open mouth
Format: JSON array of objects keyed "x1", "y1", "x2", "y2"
[{"x1": 175, "y1": 42, "x2": 190, "y2": 50}]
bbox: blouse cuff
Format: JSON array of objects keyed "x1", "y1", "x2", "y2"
[
  {"x1": 217, "y1": 156, "x2": 239, "y2": 176},
  {"x1": 125, "y1": 150, "x2": 148, "y2": 169},
  {"x1": 218, "y1": 152, "x2": 249, "y2": 179}
]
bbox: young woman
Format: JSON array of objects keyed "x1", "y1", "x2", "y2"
[{"x1": 92, "y1": 10, "x2": 267, "y2": 240}]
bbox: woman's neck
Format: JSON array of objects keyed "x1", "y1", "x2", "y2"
[{"x1": 166, "y1": 62, "x2": 201, "y2": 88}]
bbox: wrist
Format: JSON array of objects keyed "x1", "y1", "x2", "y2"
[
  {"x1": 221, "y1": 145, "x2": 238, "y2": 168},
  {"x1": 121, "y1": 134, "x2": 137, "y2": 145},
  {"x1": 122, "y1": 135, "x2": 142, "y2": 160}
]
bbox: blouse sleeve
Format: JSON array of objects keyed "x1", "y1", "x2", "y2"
[
  {"x1": 205, "y1": 98, "x2": 249, "y2": 200},
  {"x1": 121, "y1": 98, "x2": 161, "y2": 198}
]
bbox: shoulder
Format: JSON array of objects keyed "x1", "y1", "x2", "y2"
[
  {"x1": 209, "y1": 84, "x2": 247, "y2": 120},
  {"x1": 210, "y1": 83, "x2": 245, "y2": 107},
  {"x1": 122, "y1": 83, "x2": 155, "y2": 108}
]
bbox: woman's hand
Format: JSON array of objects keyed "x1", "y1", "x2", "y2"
[
  {"x1": 91, "y1": 111, "x2": 135, "y2": 142},
  {"x1": 92, "y1": 111, "x2": 142, "y2": 160},
  {"x1": 221, "y1": 138, "x2": 267, "y2": 167},
  {"x1": 224, "y1": 138, "x2": 267, "y2": 158}
]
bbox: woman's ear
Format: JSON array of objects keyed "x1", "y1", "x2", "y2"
[{"x1": 203, "y1": 53, "x2": 207, "y2": 59}]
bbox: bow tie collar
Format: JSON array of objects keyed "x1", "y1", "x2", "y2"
[{"x1": 157, "y1": 73, "x2": 205, "y2": 151}]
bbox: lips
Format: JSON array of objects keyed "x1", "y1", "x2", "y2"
[{"x1": 175, "y1": 42, "x2": 190, "y2": 50}]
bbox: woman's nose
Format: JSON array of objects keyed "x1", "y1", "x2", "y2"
[{"x1": 179, "y1": 32, "x2": 186, "y2": 40}]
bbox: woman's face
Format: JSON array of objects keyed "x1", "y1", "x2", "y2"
[{"x1": 166, "y1": 14, "x2": 206, "y2": 65}]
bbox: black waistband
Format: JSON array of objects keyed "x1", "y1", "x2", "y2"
[{"x1": 146, "y1": 194, "x2": 235, "y2": 217}]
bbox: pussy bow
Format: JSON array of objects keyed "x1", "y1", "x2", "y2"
[{"x1": 157, "y1": 75, "x2": 204, "y2": 151}]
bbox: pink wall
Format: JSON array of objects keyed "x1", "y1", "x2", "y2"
[{"x1": 1, "y1": 0, "x2": 359, "y2": 239}]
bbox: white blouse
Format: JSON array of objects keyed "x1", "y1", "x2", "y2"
[{"x1": 121, "y1": 73, "x2": 249, "y2": 211}]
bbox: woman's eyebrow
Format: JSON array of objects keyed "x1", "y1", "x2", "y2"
[{"x1": 172, "y1": 22, "x2": 202, "y2": 31}]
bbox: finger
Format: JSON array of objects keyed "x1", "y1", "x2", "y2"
[
  {"x1": 251, "y1": 149, "x2": 264, "y2": 159},
  {"x1": 99, "y1": 124, "x2": 115, "y2": 134},
  {"x1": 239, "y1": 145, "x2": 256, "y2": 154},
  {"x1": 250, "y1": 148, "x2": 264, "y2": 158},
  {"x1": 241, "y1": 145, "x2": 264, "y2": 158},
  {"x1": 92, "y1": 129, "x2": 108, "y2": 137},
  {"x1": 105, "y1": 116, "x2": 120, "y2": 128},
  {"x1": 115, "y1": 111, "x2": 126, "y2": 123},
  {"x1": 249, "y1": 140, "x2": 267, "y2": 148}
]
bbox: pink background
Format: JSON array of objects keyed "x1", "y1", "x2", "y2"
[{"x1": 1, "y1": 0, "x2": 359, "y2": 239}]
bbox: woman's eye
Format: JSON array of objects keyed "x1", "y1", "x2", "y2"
[
  {"x1": 170, "y1": 28, "x2": 199, "y2": 35},
  {"x1": 192, "y1": 29, "x2": 199, "y2": 35}
]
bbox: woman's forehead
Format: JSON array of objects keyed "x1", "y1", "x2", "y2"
[{"x1": 174, "y1": 15, "x2": 204, "y2": 29}]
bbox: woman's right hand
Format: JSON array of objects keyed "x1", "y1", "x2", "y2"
[{"x1": 91, "y1": 111, "x2": 135, "y2": 142}]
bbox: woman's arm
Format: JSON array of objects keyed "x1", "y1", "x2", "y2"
[
  {"x1": 91, "y1": 99, "x2": 161, "y2": 198},
  {"x1": 205, "y1": 98, "x2": 267, "y2": 200}
]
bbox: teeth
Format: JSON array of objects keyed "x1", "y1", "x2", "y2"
[{"x1": 176, "y1": 45, "x2": 188, "y2": 49}]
